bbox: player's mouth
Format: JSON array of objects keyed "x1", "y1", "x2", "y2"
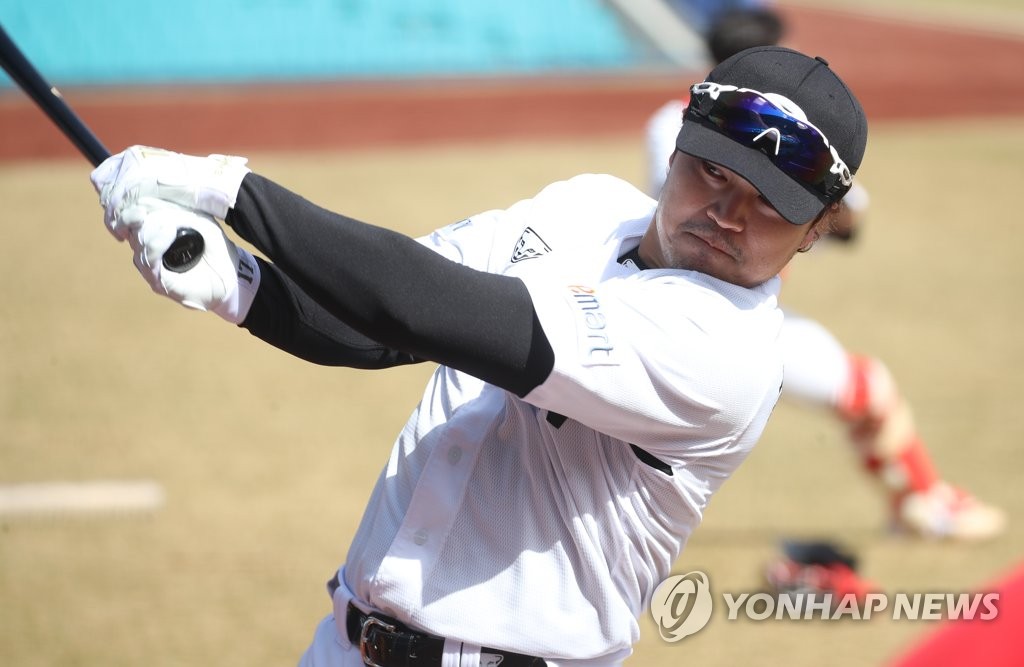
[{"x1": 687, "y1": 231, "x2": 736, "y2": 259}]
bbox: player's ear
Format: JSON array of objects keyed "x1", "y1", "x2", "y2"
[
  {"x1": 797, "y1": 226, "x2": 822, "y2": 253},
  {"x1": 797, "y1": 204, "x2": 837, "y2": 253},
  {"x1": 668, "y1": 150, "x2": 678, "y2": 168}
]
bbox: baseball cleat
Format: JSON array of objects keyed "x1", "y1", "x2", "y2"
[
  {"x1": 763, "y1": 540, "x2": 878, "y2": 605},
  {"x1": 894, "y1": 482, "x2": 1007, "y2": 542}
]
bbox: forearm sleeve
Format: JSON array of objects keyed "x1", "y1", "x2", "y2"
[
  {"x1": 226, "y1": 174, "x2": 553, "y2": 396},
  {"x1": 242, "y1": 257, "x2": 422, "y2": 369}
]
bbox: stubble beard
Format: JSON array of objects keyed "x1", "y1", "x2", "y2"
[{"x1": 654, "y1": 206, "x2": 743, "y2": 274}]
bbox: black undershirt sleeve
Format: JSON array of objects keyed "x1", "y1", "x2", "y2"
[
  {"x1": 242, "y1": 256, "x2": 422, "y2": 369},
  {"x1": 228, "y1": 173, "x2": 554, "y2": 397}
]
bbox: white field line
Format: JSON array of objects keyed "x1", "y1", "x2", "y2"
[{"x1": 0, "y1": 480, "x2": 165, "y2": 517}]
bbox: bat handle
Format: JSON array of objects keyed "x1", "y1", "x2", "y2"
[
  {"x1": 163, "y1": 228, "x2": 205, "y2": 272},
  {"x1": 0, "y1": 26, "x2": 205, "y2": 273}
]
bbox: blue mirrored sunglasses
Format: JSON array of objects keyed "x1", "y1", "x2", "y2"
[{"x1": 685, "y1": 82, "x2": 853, "y2": 197}]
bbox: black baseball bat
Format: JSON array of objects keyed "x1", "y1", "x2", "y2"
[{"x1": 0, "y1": 23, "x2": 203, "y2": 272}]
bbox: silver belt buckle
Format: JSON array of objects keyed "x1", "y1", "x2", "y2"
[{"x1": 359, "y1": 615, "x2": 397, "y2": 667}]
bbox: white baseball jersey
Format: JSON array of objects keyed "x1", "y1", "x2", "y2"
[
  {"x1": 646, "y1": 99, "x2": 688, "y2": 197},
  {"x1": 337, "y1": 174, "x2": 785, "y2": 664}
]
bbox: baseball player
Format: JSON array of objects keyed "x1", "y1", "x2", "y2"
[
  {"x1": 644, "y1": 7, "x2": 1006, "y2": 543},
  {"x1": 93, "y1": 47, "x2": 867, "y2": 665}
]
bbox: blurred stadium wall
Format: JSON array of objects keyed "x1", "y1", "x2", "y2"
[{"x1": 0, "y1": 0, "x2": 702, "y2": 85}]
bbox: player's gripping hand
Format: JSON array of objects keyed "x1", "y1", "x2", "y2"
[
  {"x1": 119, "y1": 198, "x2": 260, "y2": 324},
  {"x1": 90, "y1": 145, "x2": 251, "y2": 240}
]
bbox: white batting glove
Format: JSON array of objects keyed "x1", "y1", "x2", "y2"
[
  {"x1": 91, "y1": 145, "x2": 251, "y2": 241},
  {"x1": 119, "y1": 198, "x2": 260, "y2": 324}
]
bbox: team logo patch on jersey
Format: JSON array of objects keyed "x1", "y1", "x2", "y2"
[
  {"x1": 567, "y1": 284, "x2": 619, "y2": 367},
  {"x1": 510, "y1": 227, "x2": 552, "y2": 263}
]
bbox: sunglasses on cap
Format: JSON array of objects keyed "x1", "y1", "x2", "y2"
[{"x1": 686, "y1": 82, "x2": 853, "y2": 197}]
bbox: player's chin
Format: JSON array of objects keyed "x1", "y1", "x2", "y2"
[
  {"x1": 691, "y1": 254, "x2": 768, "y2": 288},
  {"x1": 674, "y1": 239, "x2": 737, "y2": 276}
]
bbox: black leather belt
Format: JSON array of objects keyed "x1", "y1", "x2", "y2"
[{"x1": 346, "y1": 602, "x2": 547, "y2": 667}]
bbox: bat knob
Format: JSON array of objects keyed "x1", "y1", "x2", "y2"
[{"x1": 162, "y1": 228, "x2": 205, "y2": 272}]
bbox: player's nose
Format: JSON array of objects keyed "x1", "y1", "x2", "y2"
[{"x1": 707, "y1": 190, "x2": 748, "y2": 232}]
